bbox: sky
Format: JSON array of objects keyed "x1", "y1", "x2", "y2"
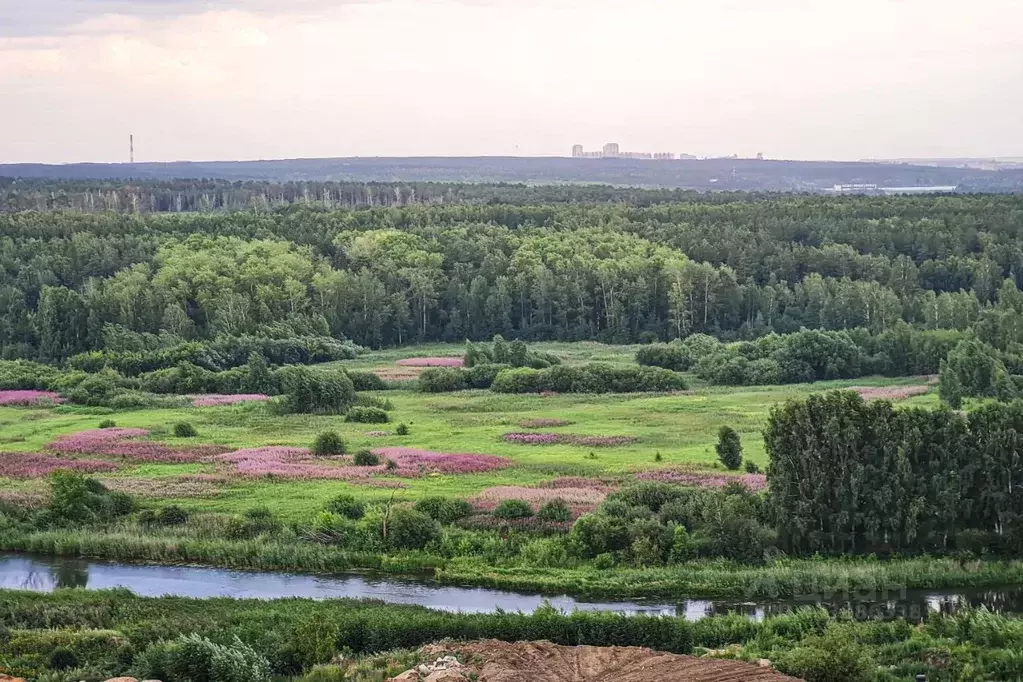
[{"x1": 0, "y1": 0, "x2": 1021, "y2": 164}]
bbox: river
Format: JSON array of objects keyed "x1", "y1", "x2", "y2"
[{"x1": 1, "y1": 552, "x2": 1019, "y2": 621}]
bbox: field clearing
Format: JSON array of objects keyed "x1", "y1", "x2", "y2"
[{"x1": 0, "y1": 343, "x2": 938, "y2": 521}]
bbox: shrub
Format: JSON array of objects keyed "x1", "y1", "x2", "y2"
[
  {"x1": 536, "y1": 498, "x2": 572, "y2": 522},
  {"x1": 395, "y1": 423, "x2": 410, "y2": 436},
  {"x1": 493, "y1": 498, "x2": 534, "y2": 519},
  {"x1": 98, "y1": 419, "x2": 117, "y2": 429},
  {"x1": 415, "y1": 497, "x2": 474, "y2": 524},
  {"x1": 241, "y1": 506, "x2": 281, "y2": 535},
  {"x1": 326, "y1": 494, "x2": 365, "y2": 520},
  {"x1": 520, "y1": 537, "x2": 574, "y2": 568},
  {"x1": 275, "y1": 366, "x2": 356, "y2": 415},
  {"x1": 48, "y1": 471, "x2": 110, "y2": 523},
  {"x1": 135, "y1": 633, "x2": 272, "y2": 682},
  {"x1": 571, "y1": 513, "x2": 631, "y2": 557},
  {"x1": 491, "y1": 363, "x2": 688, "y2": 394},
  {"x1": 418, "y1": 367, "x2": 467, "y2": 393},
  {"x1": 47, "y1": 646, "x2": 78, "y2": 670},
  {"x1": 464, "y1": 363, "x2": 511, "y2": 389},
  {"x1": 635, "y1": 340, "x2": 693, "y2": 372},
  {"x1": 353, "y1": 449, "x2": 380, "y2": 466},
  {"x1": 138, "y1": 508, "x2": 158, "y2": 526},
  {"x1": 775, "y1": 630, "x2": 872, "y2": 682},
  {"x1": 157, "y1": 505, "x2": 189, "y2": 526},
  {"x1": 607, "y1": 482, "x2": 684, "y2": 514},
  {"x1": 715, "y1": 425, "x2": 743, "y2": 470},
  {"x1": 173, "y1": 421, "x2": 199, "y2": 438},
  {"x1": 346, "y1": 370, "x2": 388, "y2": 391},
  {"x1": 312, "y1": 431, "x2": 346, "y2": 456},
  {"x1": 345, "y1": 406, "x2": 390, "y2": 424},
  {"x1": 107, "y1": 491, "x2": 134, "y2": 516},
  {"x1": 387, "y1": 507, "x2": 441, "y2": 550},
  {"x1": 744, "y1": 460, "x2": 761, "y2": 474}
]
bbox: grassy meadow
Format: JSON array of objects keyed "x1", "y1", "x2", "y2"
[{"x1": 0, "y1": 342, "x2": 937, "y2": 521}]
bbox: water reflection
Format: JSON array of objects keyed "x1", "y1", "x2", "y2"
[{"x1": 1, "y1": 552, "x2": 1020, "y2": 621}]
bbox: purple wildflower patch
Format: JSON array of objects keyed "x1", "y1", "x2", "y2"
[
  {"x1": 50, "y1": 428, "x2": 228, "y2": 463},
  {"x1": 371, "y1": 447, "x2": 510, "y2": 475},
  {"x1": 0, "y1": 390, "x2": 63, "y2": 406},
  {"x1": 0, "y1": 452, "x2": 117, "y2": 478}
]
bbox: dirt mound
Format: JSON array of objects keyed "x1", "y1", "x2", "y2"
[{"x1": 388, "y1": 640, "x2": 801, "y2": 682}]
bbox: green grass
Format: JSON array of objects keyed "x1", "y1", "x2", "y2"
[{"x1": 0, "y1": 342, "x2": 938, "y2": 521}]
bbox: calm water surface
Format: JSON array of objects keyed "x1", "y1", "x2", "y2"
[{"x1": 2, "y1": 552, "x2": 1019, "y2": 621}]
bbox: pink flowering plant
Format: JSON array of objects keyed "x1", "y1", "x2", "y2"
[
  {"x1": 0, "y1": 452, "x2": 117, "y2": 478},
  {"x1": 0, "y1": 390, "x2": 64, "y2": 406},
  {"x1": 50, "y1": 428, "x2": 228, "y2": 463}
]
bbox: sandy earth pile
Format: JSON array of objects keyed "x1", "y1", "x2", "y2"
[{"x1": 388, "y1": 639, "x2": 802, "y2": 682}]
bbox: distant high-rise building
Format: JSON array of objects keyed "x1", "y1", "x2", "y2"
[{"x1": 573, "y1": 142, "x2": 677, "y2": 160}]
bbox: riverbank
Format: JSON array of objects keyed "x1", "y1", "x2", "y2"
[
  {"x1": 6, "y1": 528, "x2": 1023, "y2": 601},
  {"x1": 2, "y1": 588, "x2": 1022, "y2": 681}
]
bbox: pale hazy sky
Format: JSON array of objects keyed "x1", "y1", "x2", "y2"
[{"x1": 1, "y1": 0, "x2": 1021, "y2": 164}]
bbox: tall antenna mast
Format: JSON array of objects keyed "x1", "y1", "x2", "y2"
[{"x1": 130, "y1": 134, "x2": 134, "y2": 164}]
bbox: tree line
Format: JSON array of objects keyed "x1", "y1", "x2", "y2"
[{"x1": 1, "y1": 193, "x2": 1023, "y2": 357}]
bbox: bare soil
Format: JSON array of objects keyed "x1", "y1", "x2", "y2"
[{"x1": 392, "y1": 640, "x2": 802, "y2": 682}]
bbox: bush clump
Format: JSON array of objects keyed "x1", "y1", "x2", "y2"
[
  {"x1": 312, "y1": 431, "x2": 346, "y2": 456},
  {"x1": 345, "y1": 406, "x2": 390, "y2": 424},
  {"x1": 395, "y1": 423, "x2": 410, "y2": 436},
  {"x1": 353, "y1": 449, "x2": 380, "y2": 466},
  {"x1": 491, "y1": 363, "x2": 688, "y2": 394},
  {"x1": 173, "y1": 421, "x2": 199, "y2": 438},
  {"x1": 716, "y1": 425, "x2": 743, "y2": 470},
  {"x1": 156, "y1": 505, "x2": 189, "y2": 526},
  {"x1": 493, "y1": 499, "x2": 534, "y2": 519},
  {"x1": 417, "y1": 367, "x2": 467, "y2": 393},
  {"x1": 387, "y1": 507, "x2": 441, "y2": 550},
  {"x1": 326, "y1": 494, "x2": 365, "y2": 520},
  {"x1": 47, "y1": 646, "x2": 78, "y2": 670},
  {"x1": 133, "y1": 633, "x2": 272, "y2": 682},
  {"x1": 414, "y1": 497, "x2": 474, "y2": 524},
  {"x1": 275, "y1": 366, "x2": 356, "y2": 415},
  {"x1": 536, "y1": 498, "x2": 572, "y2": 522},
  {"x1": 345, "y1": 370, "x2": 388, "y2": 391},
  {"x1": 98, "y1": 419, "x2": 117, "y2": 429}
]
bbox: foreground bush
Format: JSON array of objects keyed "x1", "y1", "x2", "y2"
[{"x1": 133, "y1": 633, "x2": 272, "y2": 682}]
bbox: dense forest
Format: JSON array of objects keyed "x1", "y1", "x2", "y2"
[{"x1": 2, "y1": 190, "x2": 1023, "y2": 359}]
